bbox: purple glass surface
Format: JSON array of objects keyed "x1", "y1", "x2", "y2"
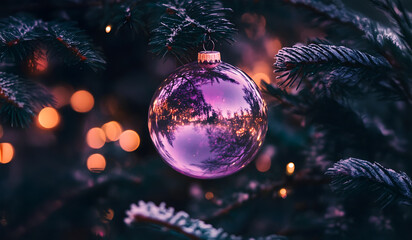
[{"x1": 148, "y1": 62, "x2": 268, "y2": 179}]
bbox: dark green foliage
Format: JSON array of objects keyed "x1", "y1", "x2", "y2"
[
  {"x1": 149, "y1": 0, "x2": 236, "y2": 62},
  {"x1": 326, "y1": 158, "x2": 412, "y2": 208},
  {"x1": 0, "y1": 15, "x2": 105, "y2": 127},
  {"x1": 0, "y1": 15, "x2": 105, "y2": 70},
  {"x1": 274, "y1": 44, "x2": 391, "y2": 94},
  {"x1": 102, "y1": 1, "x2": 145, "y2": 35},
  {"x1": 47, "y1": 21, "x2": 106, "y2": 71},
  {"x1": 0, "y1": 72, "x2": 54, "y2": 127}
]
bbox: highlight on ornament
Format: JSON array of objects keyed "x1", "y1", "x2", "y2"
[
  {"x1": 148, "y1": 50, "x2": 268, "y2": 179},
  {"x1": 37, "y1": 107, "x2": 60, "y2": 129},
  {"x1": 102, "y1": 121, "x2": 123, "y2": 142},
  {"x1": 70, "y1": 90, "x2": 94, "y2": 113},
  {"x1": 119, "y1": 130, "x2": 140, "y2": 152},
  {"x1": 87, "y1": 127, "x2": 106, "y2": 149},
  {"x1": 87, "y1": 153, "x2": 106, "y2": 173},
  {"x1": 0, "y1": 143, "x2": 14, "y2": 164}
]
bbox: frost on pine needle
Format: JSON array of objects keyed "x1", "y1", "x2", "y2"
[{"x1": 125, "y1": 201, "x2": 287, "y2": 240}]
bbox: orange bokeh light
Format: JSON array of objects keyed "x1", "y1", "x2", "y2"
[
  {"x1": 38, "y1": 107, "x2": 60, "y2": 129},
  {"x1": 105, "y1": 25, "x2": 112, "y2": 33},
  {"x1": 0, "y1": 143, "x2": 14, "y2": 164},
  {"x1": 87, "y1": 153, "x2": 106, "y2": 173},
  {"x1": 119, "y1": 130, "x2": 140, "y2": 152},
  {"x1": 205, "y1": 192, "x2": 214, "y2": 200},
  {"x1": 102, "y1": 121, "x2": 123, "y2": 142},
  {"x1": 279, "y1": 188, "x2": 287, "y2": 199},
  {"x1": 256, "y1": 154, "x2": 271, "y2": 172},
  {"x1": 87, "y1": 128, "x2": 106, "y2": 149},
  {"x1": 70, "y1": 90, "x2": 94, "y2": 113},
  {"x1": 286, "y1": 162, "x2": 295, "y2": 175}
]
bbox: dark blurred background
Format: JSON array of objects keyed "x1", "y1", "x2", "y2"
[{"x1": 0, "y1": 0, "x2": 411, "y2": 239}]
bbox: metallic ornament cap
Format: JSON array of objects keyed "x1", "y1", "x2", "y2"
[{"x1": 198, "y1": 51, "x2": 221, "y2": 64}]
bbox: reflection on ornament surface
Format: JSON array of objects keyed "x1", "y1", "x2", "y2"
[{"x1": 148, "y1": 62, "x2": 268, "y2": 178}]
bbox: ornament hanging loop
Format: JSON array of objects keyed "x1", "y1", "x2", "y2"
[{"x1": 203, "y1": 35, "x2": 215, "y2": 51}]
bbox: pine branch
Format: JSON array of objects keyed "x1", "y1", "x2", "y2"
[
  {"x1": 326, "y1": 158, "x2": 412, "y2": 208},
  {"x1": 273, "y1": 44, "x2": 399, "y2": 98},
  {"x1": 0, "y1": 72, "x2": 54, "y2": 127},
  {"x1": 102, "y1": 1, "x2": 145, "y2": 34},
  {"x1": 149, "y1": 0, "x2": 236, "y2": 62},
  {"x1": 285, "y1": 0, "x2": 407, "y2": 52},
  {"x1": 125, "y1": 201, "x2": 287, "y2": 240},
  {"x1": 371, "y1": 0, "x2": 412, "y2": 53},
  {"x1": 0, "y1": 15, "x2": 105, "y2": 71}
]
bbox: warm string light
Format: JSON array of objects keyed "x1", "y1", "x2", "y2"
[
  {"x1": 87, "y1": 153, "x2": 106, "y2": 173},
  {"x1": 86, "y1": 127, "x2": 106, "y2": 149},
  {"x1": 286, "y1": 162, "x2": 295, "y2": 175},
  {"x1": 37, "y1": 107, "x2": 60, "y2": 129},
  {"x1": 70, "y1": 90, "x2": 94, "y2": 113},
  {"x1": 205, "y1": 192, "x2": 214, "y2": 200},
  {"x1": 119, "y1": 130, "x2": 140, "y2": 152},
  {"x1": 278, "y1": 188, "x2": 287, "y2": 199},
  {"x1": 102, "y1": 121, "x2": 122, "y2": 142},
  {"x1": 0, "y1": 143, "x2": 14, "y2": 164},
  {"x1": 105, "y1": 25, "x2": 112, "y2": 33}
]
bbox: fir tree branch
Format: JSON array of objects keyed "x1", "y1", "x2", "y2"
[
  {"x1": 0, "y1": 72, "x2": 54, "y2": 127},
  {"x1": 326, "y1": 158, "x2": 412, "y2": 208},
  {"x1": 125, "y1": 201, "x2": 287, "y2": 240},
  {"x1": 47, "y1": 21, "x2": 106, "y2": 71},
  {"x1": 206, "y1": 173, "x2": 328, "y2": 221},
  {"x1": 285, "y1": 0, "x2": 407, "y2": 52},
  {"x1": 149, "y1": 0, "x2": 236, "y2": 62},
  {"x1": 371, "y1": 0, "x2": 412, "y2": 53},
  {"x1": 273, "y1": 44, "x2": 400, "y2": 99},
  {"x1": 0, "y1": 15, "x2": 105, "y2": 71},
  {"x1": 102, "y1": 1, "x2": 145, "y2": 35}
]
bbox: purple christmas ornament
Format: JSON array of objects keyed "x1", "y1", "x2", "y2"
[{"x1": 148, "y1": 51, "x2": 268, "y2": 179}]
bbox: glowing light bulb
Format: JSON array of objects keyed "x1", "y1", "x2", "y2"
[
  {"x1": 279, "y1": 188, "x2": 287, "y2": 199},
  {"x1": 87, "y1": 128, "x2": 106, "y2": 149},
  {"x1": 102, "y1": 121, "x2": 122, "y2": 142},
  {"x1": 0, "y1": 143, "x2": 14, "y2": 164},
  {"x1": 205, "y1": 192, "x2": 214, "y2": 200},
  {"x1": 119, "y1": 130, "x2": 140, "y2": 152},
  {"x1": 87, "y1": 153, "x2": 106, "y2": 173},
  {"x1": 286, "y1": 162, "x2": 295, "y2": 175},
  {"x1": 105, "y1": 25, "x2": 112, "y2": 33},
  {"x1": 70, "y1": 90, "x2": 94, "y2": 113},
  {"x1": 38, "y1": 107, "x2": 60, "y2": 129}
]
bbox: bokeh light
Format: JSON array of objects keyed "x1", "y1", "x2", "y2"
[
  {"x1": 279, "y1": 188, "x2": 287, "y2": 199},
  {"x1": 119, "y1": 130, "x2": 140, "y2": 152},
  {"x1": 38, "y1": 107, "x2": 60, "y2": 129},
  {"x1": 51, "y1": 85, "x2": 73, "y2": 108},
  {"x1": 87, "y1": 128, "x2": 106, "y2": 149},
  {"x1": 205, "y1": 191, "x2": 214, "y2": 200},
  {"x1": 102, "y1": 121, "x2": 122, "y2": 142},
  {"x1": 256, "y1": 154, "x2": 271, "y2": 172},
  {"x1": 87, "y1": 153, "x2": 106, "y2": 173},
  {"x1": 0, "y1": 143, "x2": 14, "y2": 164},
  {"x1": 70, "y1": 90, "x2": 94, "y2": 113},
  {"x1": 286, "y1": 162, "x2": 295, "y2": 175},
  {"x1": 252, "y1": 72, "x2": 270, "y2": 87},
  {"x1": 105, "y1": 25, "x2": 111, "y2": 33}
]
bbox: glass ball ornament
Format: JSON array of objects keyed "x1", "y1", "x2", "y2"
[{"x1": 148, "y1": 51, "x2": 268, "y2": 179}]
